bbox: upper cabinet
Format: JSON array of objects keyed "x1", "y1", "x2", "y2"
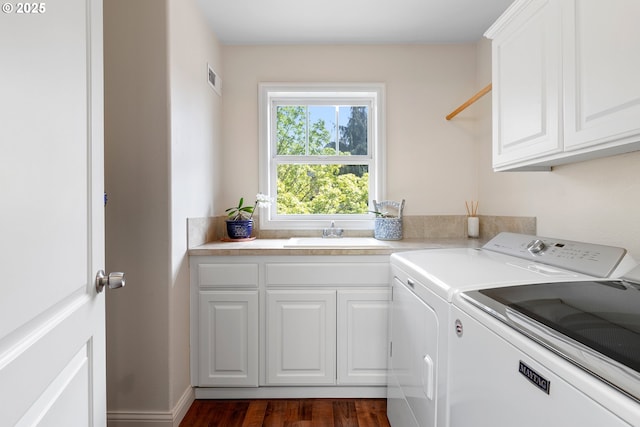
[
  {"x1": 486, "y1": 0, "x2": 640, "y2": 171},
  {"x1": 563, "y1": 0, "x2": 640, "y2": 150},
  {"x1": 487, "y1": 0, "x2": 562, "y2": 170}
]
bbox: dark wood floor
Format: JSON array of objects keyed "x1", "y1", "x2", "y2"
[{"x1": 180, "y1": 398, "x2": 391, "y2": 427}]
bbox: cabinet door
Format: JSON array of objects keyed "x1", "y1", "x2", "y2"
[
  {"x1": 491, "y1": 0, "x2": 562, "y2": 168},
  {"x1": 337, "y1": 289, "x2": 390, "y2": 385},
  {"x1": 563, "y1": 0, "x2": 640, "y2": 150},
  {"x1": 266, "y1": 290, "x2": 336, "y2": 385},
  {"x1": 198, "y1": 291, "x2": 259, "y2": 387}
]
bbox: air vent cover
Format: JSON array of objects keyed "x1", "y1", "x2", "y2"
[{"x1": 207, "y1": 63, "x2": 221, "y2": 96}]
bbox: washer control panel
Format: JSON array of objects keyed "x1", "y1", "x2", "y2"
[{"x1": 484, "y1": 232, "x2": 627, "y2": 278}]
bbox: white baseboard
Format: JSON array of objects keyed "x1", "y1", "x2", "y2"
[
  {"x1": 107, "y1": 387, "x2": 194, "y2": 427},
  {"x1": 194, "y1": 386, "x2": 387, "y2": 400},
  {"x1": 172, "y1": 387, "x2": 195, "y2": 427}
]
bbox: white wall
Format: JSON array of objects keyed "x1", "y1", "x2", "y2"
[
  {"x1": 104, "y1": 0, "x2": 222, "y2": 423},
  {"x1": 221, "y1": 44, "x2": 481, "y2": 216},
  {"x1": 475, "y1": 38, "x2": 640, "y2": 259},
  {"x1": 104, "y1": 0, "x2": 171, "y2": 416},
  {"x1": 168, "y1": 0, "x2": 222, "y2": 414}
]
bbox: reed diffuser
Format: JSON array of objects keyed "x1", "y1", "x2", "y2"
[{"x1": 465, "y1": 200, "x2": 479, "y2": 238}]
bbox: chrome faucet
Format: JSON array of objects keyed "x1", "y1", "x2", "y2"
[{"x1": 322, "y1": 221, "x2": 344, "y2": 238}]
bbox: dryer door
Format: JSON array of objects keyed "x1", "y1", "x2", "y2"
[{"x1": 388, "y1": 276, "x2": 438, "y2": 427}]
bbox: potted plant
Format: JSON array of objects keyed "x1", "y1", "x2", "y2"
[
  {"x1": 371, "y1": 199, "x2": 405, "y2": 241},
  {"x1": 224, "y1": 193, "x2": 271, "y2": 240}
]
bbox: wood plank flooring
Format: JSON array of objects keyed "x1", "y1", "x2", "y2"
[{"x1": 180, "y1": 398, "x2": 391, "y2": 427}]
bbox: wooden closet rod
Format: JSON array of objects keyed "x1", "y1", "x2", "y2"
[{"x1": 446, "y1": 83, "x2": 492, "y2": 120}]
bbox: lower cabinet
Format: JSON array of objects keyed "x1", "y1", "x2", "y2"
[
  {"x1": 190, "y1": 255, "x2": 390, "y2": 395},
  {"x1": 265, "y1": 288, "x2": 390, "y2": 386}
]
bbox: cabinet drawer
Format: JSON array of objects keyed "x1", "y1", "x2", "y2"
[
  {"x1": 266, "y1": 262, "x2": 389, "y2": 286},
  {"x1": 197, "y1": 263, "x2": 259, "y2": 287}
]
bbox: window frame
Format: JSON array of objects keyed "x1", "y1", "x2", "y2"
[{"x1": 258, "y1": 83, "x2": 386, "y2": 230}]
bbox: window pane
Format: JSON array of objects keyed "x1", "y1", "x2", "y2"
[
  {"x1": 339, "y1": 106, "x2": 368, "y2": 155},
  {"x1": 276, "y1": 105, "x2": 369, "y2": 156},
  {"x1": 276, "y1": 164, "x2": 369, "y2": 215},
  {"x1": 276, "y1": 106, "x2": 306, "y2": 155},
  {"x1": 308, "y1": 106, "x2": 337, "y2": 154}
]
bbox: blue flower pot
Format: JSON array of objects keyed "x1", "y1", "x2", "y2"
[
  {"x1": 226, "y1": 219, "x2": 253, "y2": 239},
  {"x1": 374, "y1": 217, "x2": 402, "y2": 240}
]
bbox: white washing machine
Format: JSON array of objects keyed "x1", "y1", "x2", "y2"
[{"x1": 387, "y1": 232, "x2": 639, "y2": 427}]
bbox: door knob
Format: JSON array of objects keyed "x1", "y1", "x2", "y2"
[{"x1": 95, "y1": 270, "x2": 125, "y2": 293}]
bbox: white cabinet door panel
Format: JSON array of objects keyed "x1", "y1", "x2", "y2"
[
  {"x1": 199, "y1": 291, "x2": 259, "y2": 387},
  {"x1": 491, "y1": 0, "x2": 562, "y2": 168},
  {"x1": 563, "y1": 0, "x2": 640, "y2": 150},
  {"x1": 266, "y1": 290, "x2": 336, "y2": 385},
  {"x1": 337, "y1": 289, "x2": 390, "y2": 385}
]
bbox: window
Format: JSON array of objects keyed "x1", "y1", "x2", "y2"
[{"x1": 259, "y1": 83, "x2": 385, "y2": 230}]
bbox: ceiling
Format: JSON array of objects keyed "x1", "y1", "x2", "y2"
[{"x1": 196, "y1": 0, "x2": 515, "y2": 45}]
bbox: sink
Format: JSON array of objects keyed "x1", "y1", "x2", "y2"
[{"x1": 283, "y1": 237, "x2": 391, "y2": 249}]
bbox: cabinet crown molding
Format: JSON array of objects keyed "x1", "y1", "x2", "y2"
[{"x1": 484, "y1": 0, "x2": 539, "y2": 39}]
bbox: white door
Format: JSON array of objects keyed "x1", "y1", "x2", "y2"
[{"x1": 1, "y1": 1, "x2": 109, "y2": 426}]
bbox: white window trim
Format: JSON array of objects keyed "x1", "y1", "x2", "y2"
[{"x1": 258, "y1": 82, "x2": 386, "y2": 230}]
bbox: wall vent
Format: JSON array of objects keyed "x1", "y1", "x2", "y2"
[{"x1": 207, "y1": 63, "x2": 221, "y2": 96}]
